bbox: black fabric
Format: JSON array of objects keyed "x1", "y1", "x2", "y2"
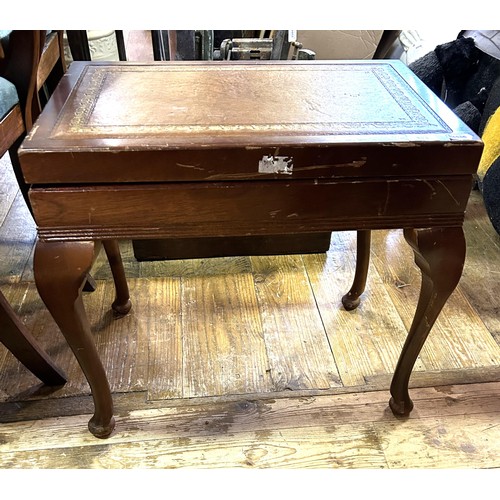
[
  {"x1": 460, "y1": 52, "x2": 500, "y2": 114},
  {"x1": 409, "y1": 37, "x2": 500, "y2": 134},
  {"x1": 434, "y1": 37, "x2": 481, "y2": 108},
  {"x1": 453, "y1": 101, "x2": 482, "y2": 132},
  {"x1": 409, "y1": 51, "x2": 444, "y2": 96},
  {"x1": 483, "y1": 156, "x2": 500, "y2": 236},
  {"x1": 480, "y1": 74, "x2": 500, "y2": 135}
]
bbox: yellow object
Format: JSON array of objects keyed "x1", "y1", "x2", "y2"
[{"x1": 478, "y1": 106, "x2": 500, "y2": 180}]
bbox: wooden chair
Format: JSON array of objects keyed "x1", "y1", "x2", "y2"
[
  {"x1": 35, "y1": 31, "x2": 67, "y2": 119},
  {"x1": 1, "y1": 30, "x2": 131, "y2": 385},
  {"x1": 1, "y1": 30, "x2": 67, "y2": 211},
  {"x1": 0, "y1": 30, "x2": 66, "y2": 384}
]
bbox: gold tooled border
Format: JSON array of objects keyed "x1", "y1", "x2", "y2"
[{"x1": 51, "y1": 63, "x2": 450, "y2": 139}]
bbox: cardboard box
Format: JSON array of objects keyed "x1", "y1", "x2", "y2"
[{"x1": 298, "y1": 30, "x2": 384, "y2": 60}]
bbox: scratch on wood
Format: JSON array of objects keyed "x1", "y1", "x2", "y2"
[
  {"x1": 437, "y1": 180, "x2": 461, "y2": 206},
  {"x1": 381, "y1": 181, "x2": 391, "y2": 215},
  {"x1": 395, "y1": 280, "x2": 410, "y2": 288},
  {"x1": 294, "y1": 160, "x2": 366, "y2": 171},
  {"x1": 176, "y1": 163, "x2": 205, "y2": 171},
  {"x1": 422, "y1": 180, "x2": 437, "y2": 197}
]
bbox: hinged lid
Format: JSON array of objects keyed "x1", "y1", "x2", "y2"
[{"x1": 19, "y1": 60, "x2": 483, "y2": 184}]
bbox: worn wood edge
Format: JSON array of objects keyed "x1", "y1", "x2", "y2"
[
  {"x1": 0, "y1": 421, "x2": 388, "y2": 469},
  {"x1": 3, "y1": 411, "x2": 498, "y2": 469},
  {"x1": 0, "y1": 106, "x2": 24, "y2": 153},
  {"x1": 35, "y1": 214, "x2": 467, "y2": 241},
  {"x1": 1, "y1": 381, "x2": 499, "y2": 459},
  {"x1": 2, "y1": 368, "x2": 498, "y2": 424}
]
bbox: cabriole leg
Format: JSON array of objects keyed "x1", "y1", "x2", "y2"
[
  {"x1": 389, "y1": 227, "x2": 466, "y2": 415},
  {"x1": 342, "y1": 230, "x2": 371, "y2": 310},
  {"x1": 103, "y1": 240, "x2": 132, "y2": 315},
  {"x1": 34, "y1": 240, "x2": 115, "y2": 438}
]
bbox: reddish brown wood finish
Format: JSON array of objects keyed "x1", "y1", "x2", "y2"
[
  {"x1": 1, "y1": 31, "x2": 68, "y2": 386},
  {"x1": 342, "y1": 230, "x2": 372, "y2": 311},
  {"x1": 33, "y1": 239, "x2": 130, "y2": 438},
  {"x1": 102, "y1": 240, "x2": 132, "y2": 315},
  {"x1": 0, "y1": 291, "x2": 66, "y2": 386},
  {"x1": 28, "y1": 177, "x2": 473, "y2": 242},
  {"x1": 19, "y1": 61, "x2": 483, "y2": 437},
  {"x1": 390, "y1": 227, "x2": 467, "y2": 415}
]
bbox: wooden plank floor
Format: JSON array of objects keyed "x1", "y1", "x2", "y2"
[{"x1": 1, "y1": 32, "x2": 500, "y2": 468}]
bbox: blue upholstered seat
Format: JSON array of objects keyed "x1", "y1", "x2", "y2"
[
  {"x1": 0, "y1": 76, "x2": 19, "y2": 119},
  {"x1": 0, "y1": 29, "x2": 12, "y2": 54},
  {"x1": 0, "y1": 29, "x2": 19, "y2": 120}
]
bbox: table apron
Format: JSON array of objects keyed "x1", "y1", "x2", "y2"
[{"x1": 30, "y1": 177, "x2": 473, "y2": 241}]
